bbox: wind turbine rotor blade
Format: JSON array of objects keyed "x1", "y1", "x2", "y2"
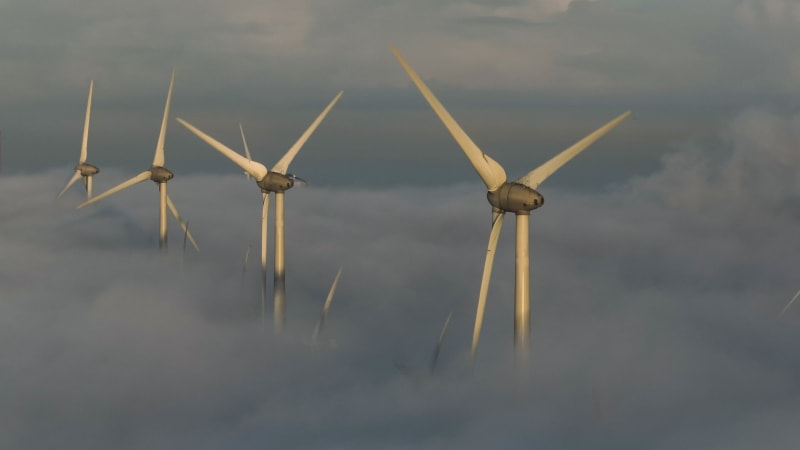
[
  {"x1": 313, "y1": 266, "x2": 344, "y2": 343},
  {"x1": 57, "y1": 171, "x2": 82, "y2": 198},
  {"x1": 271, "y1": 90, "x2": 344, "y2": 175},
  {"x1": 166, "y1": 195, "x2": 200, "y2": 252},
  {"x1": 79, "y1": 80, "x2": 93, "y2": 163},
  {"x1": 780, "y1": 289, "x2": 800, "y2": 316},
  {"x1": 470, "y1": 210, "x2": 505, "y2": 365},
  {"x1": 430, "y1": 311, "x2": 453, "y2": 375},
  {"x1": 239, "y1": 123, "x2": 253, "y2": 180},
  {"x1": 177, "y1": 118, "x2": 269, "y2": 180},
  {"x1": 152, "y1": 68, "x2": 175, "y2": 167},
  {"x1": 77, "y1": 170, "x2": 152, "y2": 209},
  {"x1": 287, "y1": 173, "x2": 309, "y2": 186},
  {"x1": 391, "y1": 47, "x2": 507, "y2": 191},
  {"x1": 239, "y1": 123, "x2": 253, "y2": 162},
  {"x1": 516, "y1": 111, "x2": 632, "y2": 189}
]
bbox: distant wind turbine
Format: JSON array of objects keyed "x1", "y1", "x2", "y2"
[
  {"x1": 780, "y1": 289, "x2": 800, "y2": 316},
  {"x1": 392, "y1": 47, "x2": 631, "y2": 364},
  {"x1": 58, "y1": 80, "x2": 99, "y2": 199},
  {"x1": 77, "y1": 69, "x2": 199, "y2": 254},
  {"x1": 430, "y1": 311, "x2": 453, "y2": 375},
  {"x1": 176, "y1": 90, "x2": 343, "y2": 331},
  {"x1": 239, "y1": 123, "x2": 254, "y2": 180},
  {"x1": 312, "y1": 266, "x2": 343, "y2": 344}
]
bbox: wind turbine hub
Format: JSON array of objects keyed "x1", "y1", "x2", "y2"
[
  {"x1": 149, "y1": 166, "x2": 174, "y2": 183},
  {"x1": 75, "y1": 162, "x2": 99, "y2": 176},
  {"x1": 257, "y1": 172, "x2": 294, "y2": 193},
  {"x1": 487, "y1": 182, "x2": 544, "y2": 214}
]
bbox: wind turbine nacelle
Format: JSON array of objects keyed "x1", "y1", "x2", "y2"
[
  {"x1": 487, "y1": 182, "x2": 544, "y2": 214},
  {"x1": 76, "y1": 163, "x2": 99, "y2": 176},
  {"x1": 257, "y1": 172, "x2": 294, "y2": 193},
  {"x1": 149, "y1": 166, "x2": 174, "y2": 183}
]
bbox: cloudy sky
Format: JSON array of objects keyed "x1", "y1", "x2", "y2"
[{"x1": 1, "y1": 0, "x2": 800, "y2": 448}]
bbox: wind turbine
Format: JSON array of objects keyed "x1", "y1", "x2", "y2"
[
  {"x1": 239, "y1": 123, "x2": 253, "y2": 180},
  {"x1": 58, "y1": 80, "x2": 99, "y2": 199},
  {"x1": 176, "y1": 90, "x2": 343, "y2": 331},
  {"x1": 312, "y1": 266, "x2": 343, "y2": 344},
  {"x1": 392, "y1": 47, "x2": 631, "y2": 363},
  {"x1": 77, "y1": 69, "x2": 199, "y2": 254}
]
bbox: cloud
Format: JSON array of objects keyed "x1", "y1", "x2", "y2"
[{"x1": 1, "y1": 107, "x2": 800, "y2": 448}]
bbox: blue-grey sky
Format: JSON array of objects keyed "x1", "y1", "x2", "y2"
[
  {"x1": 1, "y1": 0, "x2": 799, "y2": 187},
  {"x1": 2, "y1": 1, "x2": 800, "y2": 449}
]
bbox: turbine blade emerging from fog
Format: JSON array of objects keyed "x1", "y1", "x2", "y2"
[
  {"x1": 166, "y1": 195, "x2": 199, "y2": 252},
  {"x1": 471, "y1": 211, "x2": 505, "y2": 365},
  {"x1": 516, "y1": 111, "x2": 631, "y2": 189},
  {"x1": 271, "y1": 90, "x2": 344, "y2": 175},
  {"x1": 313, "y1": 266, "x2": 343, "y2": 344},
  {"x1": 152, "y1": 68, "x2": 175, "y2": 167},
  {"x1": 391, "y1": 46, "x2": 507, "y2": 191},
  {"x1": 77, "y1": 170, "x2": 152, "y2": 208},
  {"x1": 430, "y1": 311, "x2": 453, "y2": 375},
  {"x1": 177, "y1": 118, "x2": 269, "y2": 180},
  {"x1": 780, "y1": 289, "x2": 800, "y2": 316},
  {"x1": 79, "y1": 80, "x2": 93, "y2": 163},
  {"x1": 242, "y1": 243, "x2": 253, "y2": 274},
  {"x1": 57, "y1": 171, "x2": 82, "y2": 198}
]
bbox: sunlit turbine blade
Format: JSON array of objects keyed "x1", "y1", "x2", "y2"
[
  {"x1": 166, "y1": 195, "x2": 200, "y2": 252},
  {"x1": 470, "y1": 210, "x2": 505, "y2": 364},
  {"x1": 239, "y1": 123, "x2": 253, "y2": 180},
  {"x1": 430, "y1": 311, "x2": 453, "y2": 375},
  {"x1": 152, "y1": 68, "x2": 175, "y2": 167},
  {"x1": 780, "y1": 289, "x2": 800, "y2": 316},
  {"x1": 271, "y1": 91, "x2": 344, "y2": 175},
  {"x1": 177, "y1": 118, "x2": 269, "y2": 180},
  {"x1": 313, "y1": 266, "x2": 343, "y2": 343},
  {"x1": 57, "y1": 171, "x2": 82, "y2": 198},
  {"x1": 77, "y1": 170, "x2": 152, "y2": 209},
  {"x1": 391, "y1": 46, "x2": 507, "y2": 191},
  {"x1": 516, "y1": 111, "x2": 631, "y2": 189},
  {"x1": 79, "y1": 80, "x2": 93, "y2": 163}
]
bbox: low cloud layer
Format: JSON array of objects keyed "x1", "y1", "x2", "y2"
[{"x1": 1, "y1": 108, "x2": 799, "y2": 448}]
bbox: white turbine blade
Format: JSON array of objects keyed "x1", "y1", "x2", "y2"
[
  {"x1": 77, "y1": 170, "x2": 151, "y2": 209},
  {"x1": 57, "y1": 171, "x2": 82, "y2": 198},
  {"x1": 470, "y1": 210, "x2": 505, "y2": 364},
  {"x1": 391, "y1": 47, "x2": 507, "y2": 191},
  {"x1": 166, "y1": 195, "x2": 200, "y2": 252},
  {"x1": 271, "y1": 90, "x2": 344, "y2": 175},
  {"x1": 177, "y1": 118, "x2": 269, "y2": 180},
  {"x1": 430, "y1": 311, "x2": 453, "y2": 374},
  {"x1": 780, "y1": 289, "x2": 800, "y2": 316},
  {"x1": 152, "y1": 68, "x2": 175, "y2": 167},
  {"x1": 79, "y1": 80, "x2": 93, "y2": 163},
  {"x1": 239, "y1": 123, "x2": 253, "y2": 162},
  {"x1": 313, "y1": 266, "x2": 343, "y2": 343},
  {"x1": 516, "y1": 111, "x2": 631, "y2": 189},
  {"x1": 239, "y1": 123, "x2": 253, "y2": 180}
]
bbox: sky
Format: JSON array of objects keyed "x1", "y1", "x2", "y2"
[{"x1": 1, "y1": 0, "x2": 800, "y2": 448}]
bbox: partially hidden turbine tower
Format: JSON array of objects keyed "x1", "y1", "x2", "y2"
[
  {"x1": 58, "y1": 80, "x2": 99, "y2": 199},
  {"x1": 392, "y1": 47, "x2": 631, "y2": 363},
  {"x1": 176, "y1": 90, "x2": 343, "y2": 331},
  {"x1": 77, "y1": 69, "x2": 199, "y2": 253}
]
